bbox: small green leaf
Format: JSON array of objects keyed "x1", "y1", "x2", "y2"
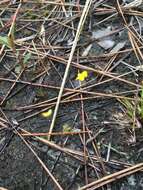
[
  {"x1": 62, "y1": 124, "x2": 72, "y2": 132},
  {"x1": 24, "y1": 52, "x2": 31, "y2": 64},
  {"x1": 15, "y1": 65, "x2": 22, "y2": 74},
  {"x1": 8, "y1": 34, "x2": 15, "y2": 51},
  {"x1": 0, "y1": 36, "x2": 10, "y2": 48}
]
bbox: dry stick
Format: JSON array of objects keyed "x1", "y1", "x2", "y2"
[
  {"x1": 124, "y1": 12, "x2": 142, "y2": 64},
  {"x1": 0, "y1": 109, "x2": 63, "y2": 190},
  {"x1": 0, "y1": 114, "x2": 139, "y2": 172},
  {"x1": 0, "y1": 3, "x2": 22, "y2": 105},
  {"x1": 0, "y1": 77, "x2": 135, "y2": 108},
  {"x1": 45, "y1": 53, "x2": 141, "y2": 88},
  {"x1": 1, "y1": 112, "x2": 142, "y2": 184},
  {"x1": 80, "y1": 162, "x2": 143, "y2": 190},
  {"x1": 22, "y1": 47, "x2": 141, "y2": 90},
  {"x1": 1, "y1": 112, "x2": 141, "y2": 177},
  {"x1": 11, "y1": 74, "x2": 138, "y2": 119},
  {"x1": 42, "y1": 113, "x2": 79, "y2": 187},
  {"x1": 5, "y1": 64, "x2": 137, "y2": 114},
  {"x1": 20, "y1": 0, "x2": 84, "y2": 7},
  {"x1": 15, "y1": 95, "x2": 126, "y2": 122},
  {"x1": 2, "y1": 109, "x2": 89, "y2": 164},
  {"x1": 21, "y1": 131, "x2": 89, "y2": 137},
  {"x1": 86, "y1": 124, "x2": 107, "y2": 176},
  {"x1": 78, "y1": 133, "x2": 102, "y2": 184},
  {"x1": 79, "y1": 83, "x2": 88, "y2": 184},
  {"x1": 3, "y1": 117, "x2": 143, "y2": 190},
  {"x1": 0, "y1": 121, "x2": 8, "y2": 128},
  {"x1": 48, "y1": 0, "x2": 92, "y2": 140},
  {"x1": 0, "y1": 69, "x2": 24, "y2": 105},
  {"x1": 6, "y1": 69, "x2": 49, "y2": 101},
  {"x1": 8, "y1": 3, "x2": 21, "y2": 51},
  {"x1": 0, "y1": 0, "x2": 11, "y2": 5},
  {"x1": 17, "y1": 123, "x2": 141, "y2": 177},
  {"x1": 0, "y1": 3, "x2": 20, "y2": 56},
  {"x1": 14, "y1": 94, "x2": 123, "y2": 122},
  {"x1": 14, "y1": 130, "x2": 63, "y2": 190},
  {"x1": 116, "y1": 0, "x2": 143, "y2": 46},
  {"x1": 22, "y1": 126, "x2": 143, "y2": 190}
]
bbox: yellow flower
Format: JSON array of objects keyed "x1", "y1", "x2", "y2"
[
  {"x1": 41, "y1": 109, "x2": 53, "y2": 118},
  {"x1": 76, "y1": 71, "x2": 88, "y2": 81}
]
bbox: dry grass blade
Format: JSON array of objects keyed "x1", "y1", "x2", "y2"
[
  {"x1": 0, "y1": 121, "x2": 8, "y2": 129},
  {"x1": 0, "y1": 0, "x2": 10, "y2": 5},
  {"x1": 80, "y1": 162, "x2": 143, "y2": 190},
  {"x1": 0, "y1": 117, "x2": 8, "y2": 128},
  {"x1": 124, "y1": 0, "x2": 142, "y2": 8},
  {"x1": 21, "y1": 131, "x2": 89, "y2": 137},
  {"x1": 48, "y1": 0, "x2": 92, "y2": 140},
  {"x1": 0, "y1": 69, "x2": 24, "y2": 105}
]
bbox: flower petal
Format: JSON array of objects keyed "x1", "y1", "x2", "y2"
[
  {"x1": 76, "y1": 71, "x2": 88, "y2": 81},
  {"x1": 41, "y1": 109, "x2": 53, "y2": 118}
]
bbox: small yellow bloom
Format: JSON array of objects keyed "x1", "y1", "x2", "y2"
[
  {"x1": 41, "y1": 109, "x2": 53, "y2": 118},
  {"x1": 76, "y1": 71, "x2": 88, "y2": 81}
]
